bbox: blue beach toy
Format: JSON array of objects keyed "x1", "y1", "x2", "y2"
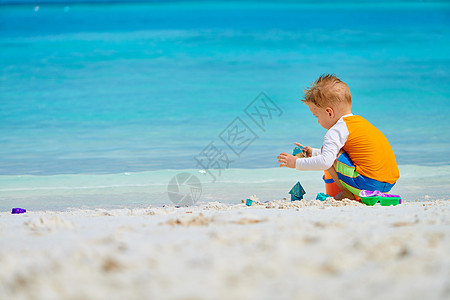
[
  {"x1": 245, "y1": 199, "x2": 254, "y2": 206},
  {"x1": 245, "y1": 195, "x2": 260, "y2": 206},
  {"x1": 289, "y1": 182, "x2": 306, "y2": 201},
  {"x1": 292, "y1": 146, "x2": 306, "y2": 158},
  {"x1": 316, "y1": 193, "x2": 330, "y2": 201}
]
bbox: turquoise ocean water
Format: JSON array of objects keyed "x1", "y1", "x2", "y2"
[{"x1": 1, "y1": 1, "x2": 450, "y2": 210}]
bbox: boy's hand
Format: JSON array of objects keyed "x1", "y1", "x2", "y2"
[
  {"x1": 277, "y1": 153, "x2": 297, "y2": 168},
  {"x1": 294, "y1": 142, "x2": 313, "y2": 158}
]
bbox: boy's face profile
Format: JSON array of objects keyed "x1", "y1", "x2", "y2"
[{"x1": 307, "y1": 103, "x2": 336, "y2": 130}]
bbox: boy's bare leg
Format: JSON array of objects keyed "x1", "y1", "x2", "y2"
[{"x1": 327, "y1": 151, "x2": 356, "y2": 200}]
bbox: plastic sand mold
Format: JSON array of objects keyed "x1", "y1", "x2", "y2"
[
  {"x1": 289, "y1": 181, "x2": 306, "y2": 201},
  {"x1": 292, "y1": 146, "x2": 307, "y2": 158},
  {"x1": 244, "y1": 195, "x2": 260, "y2": 206},
  {"x1": 316, "y1": 193, "x2": 330, "y2": 201},
  {"x1": 359, "y1": 190, "x2": 402, "y2": 206},
  {"x1": 246, "y1": 199, "x2": 255, "y2": 206}
]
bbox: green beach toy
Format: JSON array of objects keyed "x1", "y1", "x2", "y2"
[{"x1": 359, "y1": 190, "x2": 402, "y2": 206}]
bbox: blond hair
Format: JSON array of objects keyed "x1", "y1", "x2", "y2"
[{"x1": 302, "y1": 74, "x2": 351, "y2": 108}]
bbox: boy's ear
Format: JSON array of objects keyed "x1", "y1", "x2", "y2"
[{"x1": 325, "y1": 107, "x2": 334, "y2": 118}]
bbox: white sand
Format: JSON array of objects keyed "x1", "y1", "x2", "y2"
[{"x1": 0, "y1": 199, "x2": 449, "y2": 300}]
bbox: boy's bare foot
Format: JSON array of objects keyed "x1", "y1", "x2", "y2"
[{"x1": 334, "y1": 191, "x2": 356, "y2": 200}]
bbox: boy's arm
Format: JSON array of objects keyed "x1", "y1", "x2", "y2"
[
  {"x1": 295, "y1": 122, "x2": 349, "y2": 171},
  {"x1": 311, "y1": 148, "x2": 321, "y2": 157},
  {"x1": 293, "y1": 143, "x2": 320, "y2": 158}
]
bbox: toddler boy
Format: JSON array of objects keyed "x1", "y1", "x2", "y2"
[{"x1": 277, "y1": 74, "x2": 400, "y2": 200}]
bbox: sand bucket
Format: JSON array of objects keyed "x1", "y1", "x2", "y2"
[
  {"x1": 323, "y1": 170, "x2": 341, "y2": 197},
  {"x1": 323, "y1": 170, "x2": 361, "y2": 201}
]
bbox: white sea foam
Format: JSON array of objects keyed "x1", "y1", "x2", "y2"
[{"x1": 0, "y1": 165, "x2": 449, "y2": 212}]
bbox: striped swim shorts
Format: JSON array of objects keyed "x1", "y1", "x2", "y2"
[{"x1": 336, "y1": 152, "x2": 396, "y2": 196}]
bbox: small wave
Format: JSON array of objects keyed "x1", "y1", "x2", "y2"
[{"x1": 0, "y1": 183, "x2": 166, "y2": 192}]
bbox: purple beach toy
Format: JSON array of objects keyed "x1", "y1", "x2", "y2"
[
  {"x1": 12, "y1": 208, "x2": 27, "y2": 214},
  {"x1": 359, "y1": 190, "x2": 382, "y2": 197},
  {"x1": 359, "y1": 190, "x2": 402, "y2": 204},
  {"x1": 359, "y1": 190, "x2": 402, "y2": 206}
]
